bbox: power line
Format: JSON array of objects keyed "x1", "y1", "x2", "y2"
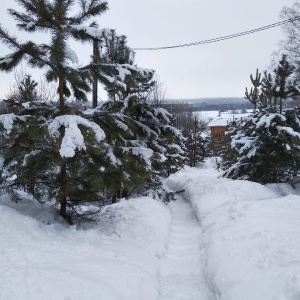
[{"x1": 133, "y1": 16, "x2": 300, "y2": 51}]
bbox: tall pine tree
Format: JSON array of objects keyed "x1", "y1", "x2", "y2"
[{"x1": 0, "y1": 0, "x2": 108, "y2": 221}]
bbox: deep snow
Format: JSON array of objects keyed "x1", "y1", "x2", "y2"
[
  {"x1": 1, "y1": 162, "x2": 300, "y2": 299},
  {"x1": 158, "y1": 197, "x2": 212, "y2": 299},
  {"x1": 166, "y1": 163, "x2": 300, "y2": 300},
  {"x1": 0, "y1": 197, "x2": 171, "y2": 300}
]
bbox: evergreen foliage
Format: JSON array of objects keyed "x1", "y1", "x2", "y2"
[
  {"x1": 183, "y1": 116, "x2": 209, "y2": 167},
  {"x1": 245, "y1": 69, "x2": 261, "y2": 110},
  {"x1": 221, "y1": 55, "x2": 300, "y2": 184},
  {"x1": 0, "y1": 1, "x2": 186, "y2": 222},
  {"x1": 261, "y1": 55, "x2": 300, "y2": 113},
  {"x1": 222, "y1": 109, "x2": 300, "y2": 183}
]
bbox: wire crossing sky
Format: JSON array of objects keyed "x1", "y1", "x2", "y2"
[
  {"x1": 0, "y1": 0, "x2": 296, "y2": 99},
  {"x1": 133, "y1": 16, "x2": 300, "y2": 51}
]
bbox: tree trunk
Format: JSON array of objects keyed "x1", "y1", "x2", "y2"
[
  {"x1": 92, "y1": 39, "x2": 100, "y2": 109},
  {"x1": 122, "y1": 188, "x2": 128, "y2": 198},
  {"x1": 58, "y1": 76, "x2": 68, "y2": 221},
  {"x1": 60, "y1": 160, "x2": 68, "y2": 220},
  {"x1": 59, "y1": 76, "x2": 65, "y2": 115}
]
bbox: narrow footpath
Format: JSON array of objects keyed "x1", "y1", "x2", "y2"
[{"x1": 158, "y1": 196, "x2": 213, "y2": 300}]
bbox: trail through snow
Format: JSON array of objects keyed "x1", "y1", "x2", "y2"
[{"x1": 158, "y1": 196, "x2": 213, "y2": 300}]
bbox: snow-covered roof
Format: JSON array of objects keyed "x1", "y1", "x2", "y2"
[{"x1": 207, "y1": 113, "x2": 250, "y2": 127}]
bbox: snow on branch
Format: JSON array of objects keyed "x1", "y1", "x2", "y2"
[
  {"x1": 100, "y1": 73, "x2": 127, "y2": 90},
  {"x1": 68, "y1": 25, "x2": 111, "y2": 39},
  {"x1": 0, "y1": 55, "x2": 13, "y2": 65},
  {"x1": 154, "y1": 107, "x2": 172, "y2": 123},
  {"x1": 65, "y1": 46, "x2": 79, "y2": 65},
  {"x1": 48, "y1": 115, "x2": 105, "y2": 158},
  {"x1": 103, "y1": 63, "x2": 154, "y2": 81},
  {"x1": 122, "y1": 146, "x2": 153, "y2": 168},
  {"x1": 133, "y1": 119, "x2": 158, "y2": 138},
  {"x1": 0, "y1": 114, "x2": 27, "y2": 134},
  {"x1": 277, "y1": 126, "x2": 300, "y2": 140},
  {"x1": 256, "y1": 114, "x2": 286, "y2": 128},
  {"x1": 104, "y1": 144, "x2": 121, "y2": 166},
  {"x1": 122, "y1": 64, "x2": 154, "y2": 77}
]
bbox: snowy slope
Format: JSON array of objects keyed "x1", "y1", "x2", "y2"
[
  {"x1": 166, "y1": 164, "x2": 300, "y2": 300},
  {"x1": 0, "y1": 196, "x2": 171, "y2": 300},
  {"x1": 2, "y1": 164, "x2": 300, "y2": 300}
]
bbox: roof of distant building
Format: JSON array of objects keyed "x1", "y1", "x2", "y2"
[{"x1": 207, "y1": 113, "x2": 250, "y2": 127}]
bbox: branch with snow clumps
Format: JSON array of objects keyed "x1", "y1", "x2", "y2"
[
  {"x1": 0, "y1": 114, "x2": 27, "y2": 134},
  {"x1": 48, "y1": 115, "x2": 105, "y2": 158}
]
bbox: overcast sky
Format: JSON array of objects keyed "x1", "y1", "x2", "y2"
[{"x1": 0, "y1": 0, "x2": 296, "y2": 100}]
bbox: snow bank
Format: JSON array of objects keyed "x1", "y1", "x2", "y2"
[
  {"x1": 0, "y1": 196, "x2": 171, "y2": 300},
  {"x1": 166, "y1": 166, "x2": 300, "y2": 300}
]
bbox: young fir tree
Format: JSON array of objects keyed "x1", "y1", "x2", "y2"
[
  {"x1": 261, "y1": 55, "x2": 300, "y2": 113},
  {"x1": 119, "y1": 94, "x2": 186, "y2": 200},
  {"x1": 89, "y1": 30, "x2": 186, "y2": 200},
  {"x1": 245, "y1": 69, "x2": 262, "y2": 111},
  {"x1": 183, "y1": 116, "x2": 208, "y2": 167},
  {"x1": 0, "y1": 2, "x2": 186, "y2": 217},
  {"x1": 16, "y1": 74, "x2": 38, "y2": 102},
  {"x1": 0, "y1": 100, "x2": 108, "y2": 221},
  {"x1": 222, "y1": 55, "x2": 300, "y2": 184},
  {"x1": 222, "y1": 109, "x2": 300, "y2": 183},
  {"x1": 85, "y1": 103, "x2": 151, "y2": 203},
  {"x1": 0, "y1": 0, "x2": 108, "y2": 221}
]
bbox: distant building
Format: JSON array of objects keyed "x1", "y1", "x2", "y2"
[{"x1": 207, "y1": 112, "x2": 250, "y2": 138}]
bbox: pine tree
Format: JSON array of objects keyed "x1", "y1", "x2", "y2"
[
  {"x1": 0, "y1": 2, "x2": 186, "y2": 218},
  {"x1": 222, "y1": 109, "x2": 300, "y2": 183},
  {"x1": 89, "y1": 29, "x2": 186, "y2": 198},
  {"x1": 0, "y1": 0, "x2": 108, "y2": 221},
  {"x1": 16, "y1": 74, "x2": 38, "y2": 102},
  {"x1": 222, "y1": 55, "x2": 300, "y2": 184},
  {"x1": 183, "y1": 116, "x2": 208, "y2": 167},
  {"x1": 262, "y1": 55, "x2": 300, "y2": 113},
  {"x1": 0, "y1": 101, "x2": 108, "y2": 221}
]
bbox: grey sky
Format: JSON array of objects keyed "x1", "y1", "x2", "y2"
[{"x1": 0, "y1": 0, "x2": 296, "y2": 100}]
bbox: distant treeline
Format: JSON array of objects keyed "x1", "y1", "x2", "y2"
[
  {"x1": 163, "y1": 101, "x2": 253, "y2": 113},
  {"x1": 164, "y1": 97, "x2": 300, "y2": 112}
]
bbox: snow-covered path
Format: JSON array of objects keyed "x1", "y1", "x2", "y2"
[{"x1": 158, "y1": 197, "x2": 213, "y2": 300}]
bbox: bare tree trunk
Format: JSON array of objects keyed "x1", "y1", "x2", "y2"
[
  {"x1": 92, "y1": 39, "x2": 100, "y2": 109},
  {"x1": 58, "y1": 76, "x2": 68, "y2": 221},
  {"x1": 60, "y1": 160, "x2": 68, "y2": 220}
]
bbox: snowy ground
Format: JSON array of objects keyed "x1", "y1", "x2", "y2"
[
  {"x1": 158, "y1": 197, "x2": 212, "y2": 300},
  {"x1": 0, "y1": 196, "x2": 171, "y2": 300},
  {"x1": 167, "y1": 163, "x2": 300, "y2": 300},
  {"x1": 1, "y1": 162, "x2": 300, "y2": 299}
]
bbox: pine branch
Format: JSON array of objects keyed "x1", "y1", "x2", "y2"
[
  {"x1": 70, "y1": 0, "x2": 108, "y2": 24},
  {"x1": 0, "y1": 25, "x2": 21, "y2": 50},
  {"x1": 0, "y1": 24, "x2": 57, "y2": 72}
]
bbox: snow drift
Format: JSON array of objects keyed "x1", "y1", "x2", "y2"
[
  {"x1": 0, "y1": 196, "x2": 171, "y2": 300},
  {"x1": 166, "y1": 165, "x2": 300, "y2": 300}
]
